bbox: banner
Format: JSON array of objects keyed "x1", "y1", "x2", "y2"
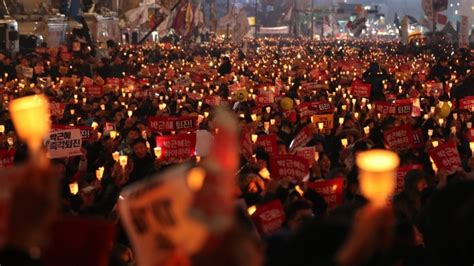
[
  {"x1": 289, "y1": 123, "x2": 316, "y2": 151},
  {"x1": 311, "y1": 113, "x2": 334, "y2": 130},
  {"x1": 374, "y1": 100, "x2": 412, "y2": 116},
  {"x1": 255, "y1": 135, "x2": 278, "y2": 155},
  {"x1": 350, "y1": 80, "x2": 372, "y2": 98},
  {"x1": 0, "y1": 150, "x2": 15, "y2": 168},
  {"x1": 155, "y1": 134, "x2": 196, "y2": 161},
  {"x1": 307, "y1": 178, "x2": 344, "y2": 209},
  {"x1": 45, "y1": 129, "x2": 83, "y2": 159},
  {"x1": 459, "y1": 15, "x2": 469, "y2": 48},
  {"x1": 384, "y1": 124, "x2": 415, "y2": 151},
  {"x1": 258, "y1": 26, "x2": 290, "y2": 35},
  {"x1": 396, "y1": 164, "x2": 424, "y2": 193},
  {"x1": 270, "y1": 155, "x2": 309, "y2": 182},
  {"x1": 250, "y1": 200, "x2": 285, "y2": 236},
  {"x1": 52, "y1": 125, "x2": 94, "y2": 141},
  {"x1": 119, "y1": 165, "x2": 208, "y2": 266},
  {"x1": 148, "y1": 116, "x2": 198, "y2": 132},
  {"x1": 459, "y1": 96, "x2": 474, "y2": 111},
  {"x1": 429, "y1": 141, "x2": 461, "y2": 172}
]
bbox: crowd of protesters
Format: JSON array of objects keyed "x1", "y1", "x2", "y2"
[{"x1": 0, "y1": 35, "x2": 473, "y2": 266}]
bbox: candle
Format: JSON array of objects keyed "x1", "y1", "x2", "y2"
[
  {"x1": 110, "y1": 130, "x2": 117, "y2": 140},
  {"x1": 100, "y1": 104, "x2": 105, "y2": 111},
  {"x1": 91, "y1": 121, "x2": 99, "y2": 130},
  {"x1": 314, "y1": 151, "x2": 319, "y2": 162},
  {"x1": 264, "y1": 122, "x2": 270, "y2": 132},
  {"x1": 467, "y1": 122, "x2": 472, "y2": 129},
  {"x1": 270, "y1": 119, "x2": 276, "y2": 125},
  {"x1": 453, "y1": 113, "x2": 458, "y2": 120},
  {"x1": 428, "y1": 129, "x2": 433, "y2": 138},
  {"x1": 112, "y1": 151, "x2": 120, "y2": 162},
  {"x1": 247, "y1": 205, "x2": 257, "y2": 216},
  {"x1": 341, "y1": 138, "x2": 348, "y2": 148},
  {"x1": 438, "y1": 118, "x2": 444, "y2": 126},
  {"x1": 96, "y1": 166, "x2": 104, "y2": 180},
  {"x1": 204, "y1": 111, "x2": 209, "y2": 118},
  {"x1": 432, "y1": 140, "x2": 439, "y2": 148},
  {"x1": 69, "y1": 182, "x2": 79, "y2": 195},
  {"x1": 339, "y1": 117, "x2": 344, "y2": 125},
  {"x1": 251, "y1": 114, "x2": 257, "y2": 122},
  {"x1": 119, "y1": 155, "x2": 128, "y2": 170},
  {"x1": 0, "y1": 125, "x2": 4, "y2": 134},
  {"x1": 127, "y1": 110, "x2": 133, "y2": 117},
  {"x1": 318, "y1": 122, "x2": 324, "y2": 130},
  {"x1": 356, "y1": 149, "x2": 400, "y2": 205},
  {"x1": 259, "y1": 168, "x2": 271, "y2": 179},
  {"x1": 266, "y1": 106, "x2": 271, "y2": 114},
  {"x1": 187, "y1": 167, "x2": 206, "y2": 192},
  {"x1": 470, "y1": 142, "x2": 474, "y2": 157},
  {"x1": 251, "y1": 134, "x2": 258, "y2": 144},
  {"x1": 9, "y1": 94, "x2": 50, "y2": 155},
  {"x1": 154, "y1": 147, "x2": 162, "y2": 158},
  {"x1": 364, "y1": 126, "x2": 370, "y2": 136}
]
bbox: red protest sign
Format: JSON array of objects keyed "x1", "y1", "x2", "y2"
[
  {"x1": 350, "y1": 80, "x2": 372, "y2": 98},
  {"x1": 251, "y1": 200, "x2": 285, "y2": 236},
  {"x1": 0, "y1": 150, "x2": 15, "y2": 168},
  {"x1": 270, "y1": 155, "x2": 309, "y2": 182},
  {"x1": 50, "y1": 102, "x2": 66, "y2": 118},
  {"x1": 52, "y1": 125, "x2": 94, "y2": 141},
  {"x1": 459, "y1": 96, "x2": 474, "y2": 111},
  {"x1": 86, "y1": 86, "x2": 104, "y2": 98},
  {"x1": 255, "y1": 135, "x2": 278, "y2": 155},
  {"x1": 396, "y1": 164, "x2": 424, "y2": 193},
  {"x1": 429, "y1": 141, "x2": 461, "y2": 172},
  {"x1": 374, "y1": 100, "x2": 412, "y2": 116},
  {"x1": 147, "y1": 116, "x2": 198, "y2": 132},
  {"x1": 384, "y1": 124, "x2": 415, "y2": 151},
  {"x1": 83, "y1": 76, "x2": 94, "y2": 87},
  {"x1": 289, "y1": 124, "x2": 316, "y2": 151},
  {"x1": 307, "y1": 178, "x2": 344, "y2": 209},
  {"x1": 203, "y1": 95, "x2": 221, "y2": 106},
  {"x1": 106, "y1": 77, "x2": 121, "y2": 86},
  {"x1": 155, "y1": 134, "x2": 196, "y2": 161},
  {"x1": 294, "y1": 146, "x2": 316, "y2": 166},
  {"x1": 299, "y1": 101, "x2": 334, "y2": 120},
  {"x1": 256, "y1": 93, "x2": 275, "y2": 106},
  {"x1": 240, "y1": 128, "x2": 254, "y2": 159}
]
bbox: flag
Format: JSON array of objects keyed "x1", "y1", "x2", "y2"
[
  {"x1": 171, "y1": 0, "x2": 189, "y2": 36},
  {"x1": 184, "y1": 0, "x2": 194, "y2": 36},
  {"x1": 194, "y1": 0, "x2": 205, "y2": 28},
  {"x1": 401, "y1": 16, "x2": 409, "y2": 44},
  {"x1": 282, "y1": 4, "x2": 294, "y2": 22},
  {"x1": 348, "y1": 17, "x2": 367, "y2": 37},
  {"x1": 157, "y1": 8, "x2": 177, "y2": 36},
  {"x1": 124, "y1": 6, "x2": 149, "y2": 28},
  {"x1": 232, "y1": 8, "x2": 250, "y2": 44}
]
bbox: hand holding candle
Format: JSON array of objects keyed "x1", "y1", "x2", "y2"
[{"x1": 356, "y1": 149, "x2": 400, "y2": 205}]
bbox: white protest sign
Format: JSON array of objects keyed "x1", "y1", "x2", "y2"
[
  {"x1": 118, "y1": 165, "x2": 208, "y2": 266},
  {"x1": 45, "y1": 129, "x2": 82, "y2": 159},
  {"x1": 23, "y1": 67, "x2": 34, "y2": 79}
]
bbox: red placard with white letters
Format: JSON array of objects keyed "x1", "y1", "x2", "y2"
[
  {"x1": 147, "y1": 116, "x2": 198, "y2": 132},
  {"x1": 155, "y1": 134, "x2": 196, "y2": 162},
  {"x1": 255, "y1": 135, "x2": 278, "y2": 155},
  {"x1": 429, "y1": 141, "x2": 461, "y2": 172},
  {"x1": 251, "y1": 200, "x2": 286, "y2": 236},
  {"x1": 350, "y1": 80, "x2": 372, "y2": 98},
  {"x1": 307, "y1": 178, "x2": 344, "y2": 209},
  {"x1": 270, "y1": 155, "x2": 309, "y2": 182},
  {"x1": 396, "y1": 165, "x2": 424, "y2": 193}
]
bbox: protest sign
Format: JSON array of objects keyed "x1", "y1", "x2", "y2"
[
  {"x1": 384, "y1": 124, "x2": 415, "y2": 151},
  {"x1": 396, "y1": 164, "x2": 424, "y2": 193},
  {"x1": 270, "y1": 155, "x2": 309, "y2": 182},
  {"x1": 119, "y1": 165, "x2": 208, "y2": 266},
  {"x1": 255, "y1": 135, "x2": 278, "y2": 155},
  {"x1": 429, "y1": 141, "x2": 461, "y2": 172},
  {"x1": 375, "y1": 100, "x2": 412, "y2": 116},
  {"x1": 289, "y1": 123, "x2": 316, "y2": 151},
  {"x1": 294, "y1": 146, "x2": 316, "y2": 166},
  {"x1": 52, "y1": 125, "x2": 94, "y2": 141},
  {"x1": 251, "y1": 200, "x2": 285, "y2": 236},
  {"x1": 86, "y1": 85, "x2": 104, "y2": 98},
  {"x1": 311, "y1": 113, "x2": 334, "y2": 129},
  {"x1": 45, "y1": 129, "x2": 83, "y2": 159},
  {"x1": 155, "y1": 134, "x2": 196, "y2": 161},
  {"x1": 307, "y1": 178, "x2": 344, "y2": 208},
  {"x1": 459, "y1": 96, "x2": 474, "y2": 111},
  {"x1": 350, "y1": 80, "x2": 372, "y2": 98},
  {"x1": 148, "y1": 116, "x2": 198, "y2": 132}
]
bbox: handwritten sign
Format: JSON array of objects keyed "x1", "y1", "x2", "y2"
[
  {"x1": 307, "y1": 178, "x2": 344, "y2": 209},
  {"x1": 45, "y1": 129, "x2": 82, "y2": 159},
  {"x1": 429, "y1": 141, "x2": 461, "y2": 172},
  {"x1": 251, "y1": 200, "x2": 285, "y2": 236},
  {"x1": 396, "y1": 165, "x2": 424, "y2": 193},
  {"x1": 148, "y1": 116, "x2": 198, "y2": 132},
  {"x1": 255, "y1": 135, "x2": 278, "y2": 155},
  {"x1": 270, "y1": 155, "x2": 309, "y2": 182},
  {"x1": 155, "y1": 134, "x2": 196, "y2": 162}
]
